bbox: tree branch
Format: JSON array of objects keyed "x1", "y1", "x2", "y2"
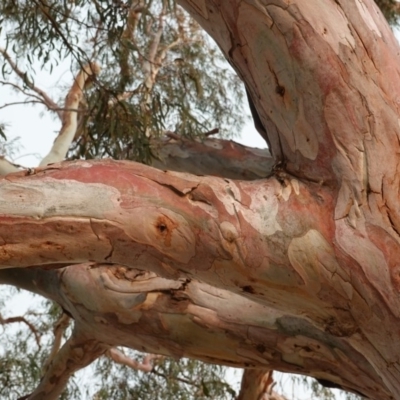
[
  {"x1": 177, "y1": 0, "x2": 400, "y2": 193},
  {"x1": 0, "y1": 100, "x2": 47, "y2": 110},
  {"x1": 0, "y1": 263, "x2": 379, "y2": 398},
  {"x1": 150, "y1": 136, "x2": 274, "y2": 179},
  {"x1": 42, "y1": 313, "x2": 71, "y2": 373},
  {"x1": 0, "y1": 157, "x2": 20, "y2": 175},
  {"x1": 39, "y1": 62, "x2": 100, "y2": 166},
  {"x1": 0, "y1": 158, "x2": 397, "y2": 397},
  {"x1": 143, "y1": 0, "x2": 167, "y2": 89},
  {"x1": 0, "y1": 47, "x2": 62, "y2": 120},
  {"x1": 20, "y1": 328, "x2": 109, "y2": 400},
  {"x1": 238, "y1": 369, "x2": 288, "y2": 400},
  {"x1": 0, "y1": 313, "x2": 41, "y2": 348},
  {"x1": 107, "y1": 348, "x2": 163, "y2": 372}
]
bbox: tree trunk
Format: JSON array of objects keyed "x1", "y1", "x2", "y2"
[{"x1": 2, "y1": 0, "x2": 400, "y2": 399}]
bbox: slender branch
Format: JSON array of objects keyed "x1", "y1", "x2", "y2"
[
  {"x1": 42, "y1": 313, "x2": 71, "y2": 373},
  {"x1": 0, "y1": 81, "x2": 44, "y2": 102},
  {"x1": 118, "y1": 1, "x2": 144, "y2": 86},
  {"x1": 107, "y1": 348, "x2": 163, "y2": 372},
  {"x1": 39, "y1": 62, "x2": 101, "y2": 166},
  {"x1": 122, "y1": 3, "x2": 144, "y2": 44},
  {"x1": 0, "y1": 100, "x2": 46, "y2": 110},
  {"x1": 0, "y1": 156, "x2": 20, "y2": 175},
  {"x1": 140, "y1": 2, "x2": 178, "y2": 137},
  {"x1": 143, "y1": 0, "x2": 168, "y2": 90},
  {"x1": 107, "y1": 88, "x2": 141, "y2": 107},
  {"x1": 21, "y1": 327, "x2": 109, "y2": 400},
  {"x1": 0, "y1": 47, "x2": 62, "y2": 120},
  {"x1": 154, "y1": 38, "x2": 181, "y2": 67},
  {"x1": 0, "y1": 313, "x2": 41, "y2": 349},
  {"x1": 165, "y1": 131, "x2": 181, "y2": 140},
  {"x1": 0, "y1": 98, "x2": 82, "y2": 114},
  {"x1": 33, "y1": 0, "x2": 83, "y2": 69}
]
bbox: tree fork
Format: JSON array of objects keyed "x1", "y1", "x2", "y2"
[{"x1": 2, "y1": 0, "x2": 400, "y2": 398}]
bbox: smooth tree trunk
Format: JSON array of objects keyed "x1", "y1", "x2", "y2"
[{"x1": 2, "y1": 0, "x2": 400, "y2": 399}]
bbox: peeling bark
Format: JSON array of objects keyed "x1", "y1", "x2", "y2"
[
  {"x1": 0, "y1": 263, "x2": 378, "y2": 398},
  {"x1": 2, "y1": 0, "x2": 400, "y2": 398},
  {"x1": 0, "y1": 157, "x2": 396, "y2": 398}
]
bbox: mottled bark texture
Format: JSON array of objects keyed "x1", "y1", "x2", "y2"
[{"x1": 2, "y1": 0, "x2": 400, "y2": 399}]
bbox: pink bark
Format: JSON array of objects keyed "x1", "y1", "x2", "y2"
[{"x1": 2, "y1": 0, "x2": 400, "y2": 398}]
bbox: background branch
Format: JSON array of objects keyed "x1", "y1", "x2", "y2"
[
  {"x1": 39, "y1": 62, "x2": 100, "y2": 166},
  {"x1": 107, "y1": 349, "x2": 163, "y2": 372},
  {"x1": 0, "y1": 47, "x2": 62, "y2": 120}
]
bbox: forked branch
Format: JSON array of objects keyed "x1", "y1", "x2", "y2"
[{"x1": 39, "y1": 63, "x2": 101, "y2": 166}]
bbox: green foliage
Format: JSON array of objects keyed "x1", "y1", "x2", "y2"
[
  {"x1": 375, "y1": 0, "x2": 400, "y2": 24},
  {"x1": 1, "y1": 0, "x2": 245, "y2": 163},
  {"x1": 0, "y1": 287, "x2": 237, "y2": 400},
  {"x1": 0, "y1": 289, "x2": 78, "y2": 399},
  {"x1": 92, "y1": 352, "x2": 236, "y2": 400}
]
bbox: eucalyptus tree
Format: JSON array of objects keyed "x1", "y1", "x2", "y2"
[{"x1": 1, "y1": 0, "x2": 400, "y2": 399}]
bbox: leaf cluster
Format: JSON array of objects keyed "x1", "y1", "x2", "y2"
[
  {"x1": 1, "y1": 0, "x2": 245, "y2": 164},
  {"x1": 92, "y1": 351, "x2": 236, "y2": 400},
  {"x1": 375, "y1": 0, "x2": 400, "y2": 24}
]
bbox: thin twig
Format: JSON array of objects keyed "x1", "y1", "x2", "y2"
[
  {"x1": 0, "y1": 101, "x2": 85, "y2": 113},
  {"x1": 0, "y1": 313, "x2": 41, "y2": 349},
  {"x1": 0, "y1": 81, "x2": 43, "y2": 101},
  {"x1": 0, "y1": 157, "x2": 21, "y2": 175},
  {"x1": 0, "y1": 100, "x2": 44, "y2": 110},
  {"x1": 0, "y1": 47, "x2": 62, "y2": 119},
  {"x1": 151, "y1": 368, "x2": 200, "y2": 387},
  {"x1": 0, "y1": 81, "x2": 83, "y2": 114}
]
